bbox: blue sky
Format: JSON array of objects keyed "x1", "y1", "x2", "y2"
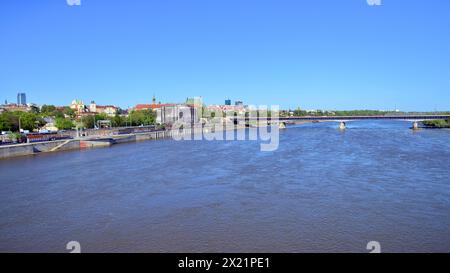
[{"x1": 1, "y1": 0, "x2": 449, "y2": 111}]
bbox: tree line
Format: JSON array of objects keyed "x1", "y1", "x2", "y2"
[
  {"x1": 289, "y1": 109, "x2": 396, "y2": 116},
  {"x1": 422, "y1": 119, "x2": 450, "y2": 128},
  {"x1": 0, "y1": 105, "x2": 157, "y2": 132}
]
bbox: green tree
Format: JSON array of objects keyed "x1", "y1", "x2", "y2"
[
  {"x1": 40, "y1": 104, "x2": 73, "y2": 119},
  {"x1": 0, "y1": 112, "x2": 17, "y2": 131},
  {"x1": 0, "y1": 111, "x2": 45, "y2": 132},
  {"x1": 422, "y1": 119, "x2": 450, "y2": 128},
  {"x1": 110, "y1": 114, "x2": 125, "y2": 127},
  {"x1": 80, "y1": 113, "x2": 109, "y2": 129},
  {"x1": 63, "y1": 107, "x2": 76, "y2": 118},
  {"x1": 54, "y1": 111, "x2": 64, "y2": 119},
  {"x1": 41, "y1": 105, "x2": 57, "y2": 116},
  {"x1": 80, "y1": 115, "x2": 95, "y2": 129},
  {"x1": 8, "y1": 132, "x2": 22, "y2": 142},
  {"x1": 293, "y1": 108, "x2": 308, "y2": 116},
  {"x1": 128, "y1": 109, "x2": 155, "y2": 126},
  {"x1": 16, "y1": 112, "x2": 45, "y2": 131},
  {"x1": 55, "y1": 117, "x2": 74, "y2": 130},
  {"x1": 333, "y1": 110, "x2": 388, "y2": 116}
]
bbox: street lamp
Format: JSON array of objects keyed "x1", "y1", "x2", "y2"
[{"x1": 128, "y1": 106, "x2": 131, "y2": 127}]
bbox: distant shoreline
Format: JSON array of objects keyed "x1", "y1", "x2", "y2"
[{"x1": 420, "y1": 119, "x2": 450, "y2": 129}]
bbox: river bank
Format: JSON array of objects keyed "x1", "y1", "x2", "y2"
[
  {"x1": 421, "y1": 119, "x2": 450, "y2": 128},
  {"x1": 0, "y1": 120, "x2": 325, "y2": 160},
  {"x1": 0, "y1": 122, "x2": 275, "y2": 160},
  {"x1": 0, "y1": 129, "x2": 186, "y2": 160}
]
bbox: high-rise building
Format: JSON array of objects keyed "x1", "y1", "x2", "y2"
[
  {"x1": 17, "y1": 92, "x2": 26, "y2": 105},
  {"x1": 235, "y1": 100, "x2": 243, "y2": 106},
  {"x1": 225, "y1": 99, "x2": 231, "y2": 106}
]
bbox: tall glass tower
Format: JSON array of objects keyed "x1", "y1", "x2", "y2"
[{"x1": 17, "y1": 92, "x2": 26, "y2": 105}]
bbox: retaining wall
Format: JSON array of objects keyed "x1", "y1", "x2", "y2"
[{"x1": 0, "y1": 139, "x2": 81, "y2": 159}]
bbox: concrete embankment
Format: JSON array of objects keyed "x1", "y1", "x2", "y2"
[
  {"x1": 0, "y1": 143, "x2": 35, "y2": 158},
  {"x1": 0, "y1": 129, "x2": 178, "y2": 160},
  {"x1": 0, "y1": 124, "x2": 285, "y2": 160},
  {"x1": 0, "y1": 139, "x2": 81, "y2": 159}
]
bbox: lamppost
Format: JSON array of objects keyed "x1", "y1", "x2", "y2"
[
  {"x1": 79, "y1": 115, "x2": 84, "y2": 137},
  {"x1": 128, "y1": 106, "x2": 131, "y2": 127}
]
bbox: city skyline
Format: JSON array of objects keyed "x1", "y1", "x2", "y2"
[
  {"x1": 1, "y1": 91, "x2": 448, "y2": 112},
  {"x1": 1, "y1": 0, "x2": 450, "y2": 111}
]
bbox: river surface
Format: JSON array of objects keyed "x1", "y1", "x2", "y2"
[{"x1": 0, "y1": 120, "x2": 449, "y2": 252}]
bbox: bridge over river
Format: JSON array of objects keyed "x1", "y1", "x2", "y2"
[
  {"x1": 278, "y1": 115, "x2": 450, "y2": 121},
  {"x1": 243, "y1": 115, "x2": 450, "y2": 129}
]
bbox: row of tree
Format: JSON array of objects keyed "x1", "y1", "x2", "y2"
[
  {"x1": 289, "y1": 109, "x2": 395, "y2": 116},
  {"x1": 0, "y1": 105, "x2": 78, "y2": 131},
  {"x1": 77, "y1": 110, "x2": 156, "y2": 129},
  {"x1": 422, "y1": 119, "x2": 450, "y2": 128},
  {"x1": 0, "y1": 106, "x2": 157, "y2": 132},
  {"x1": 0, "y1": 111, "x2": 46, "y2": 132},
  {"x1": 40, "y1": 105, "x2": 76, "y2": 118}
]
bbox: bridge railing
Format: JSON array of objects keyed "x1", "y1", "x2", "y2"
[{"x1": 242, "y1": 115, "x2": 450, "y2": 121}]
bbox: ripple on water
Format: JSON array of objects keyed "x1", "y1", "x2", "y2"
[{"x1": 0, "y1": 120, "x2": 449, "y2": 252}]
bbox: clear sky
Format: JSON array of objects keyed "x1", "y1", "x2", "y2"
[{"x1": 1, "y1": 0, "x2": 449, "y2": 111}]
